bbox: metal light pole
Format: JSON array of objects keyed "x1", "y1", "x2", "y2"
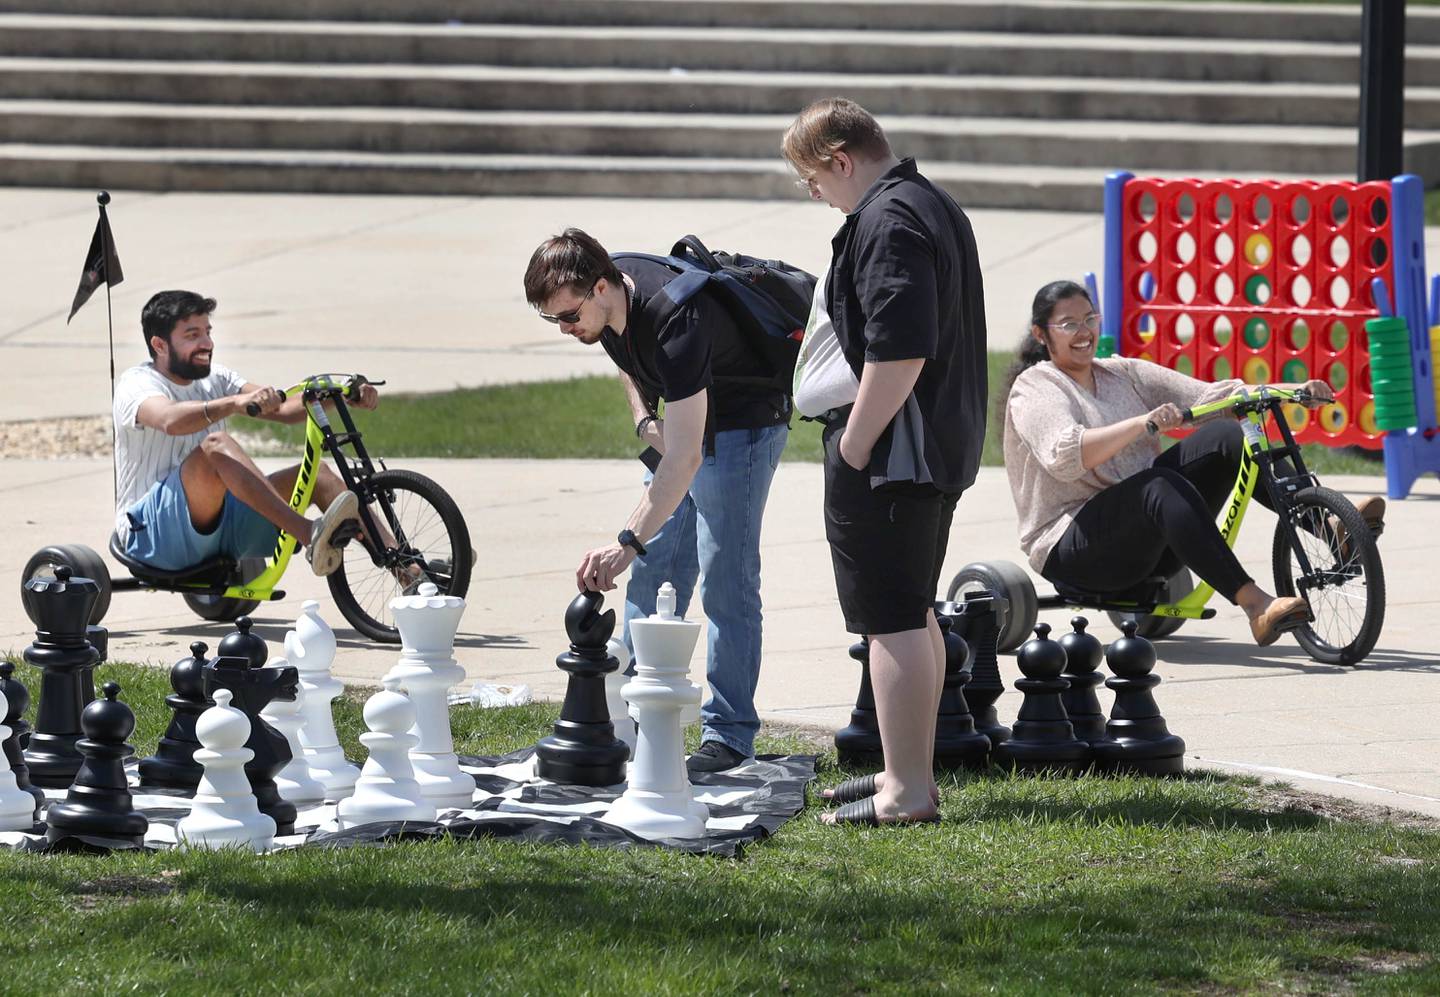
[{"x1": 1358, "y1": 0, "x2": 1406, "y2": 182}]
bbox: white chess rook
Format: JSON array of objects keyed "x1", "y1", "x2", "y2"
[
  {"x1": 603, "y1": 583, "x2": 709, "y2": 840},
  {"x1": 336, "y1": 679, "x2": 438, "y2": 829},
  {"x1": 0, "y1": 690, "x2": 36, "y2": 830},
  {"x1": 260, "y1": 657, "x2": 327, "y2": 809},
  {"x1": 285, "y1": 600, "x2": 359, "y2": 801},
  {"x1": 176, "y1": 689, "x2": 276, "y2": 852},
  {"x1": 385, "y1": 583, "x2": 474, "y2": 811},
  {"x1": 603, "y1": 637, "x2": 636, "y2": 758}
]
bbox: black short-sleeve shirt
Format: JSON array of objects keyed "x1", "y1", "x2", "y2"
[
  {"x1": 601, "y1": 256, "x2": 787, "y2": 432},
  {"x1": 826, "y1": 158, "x2": 988, "y2": 493}
]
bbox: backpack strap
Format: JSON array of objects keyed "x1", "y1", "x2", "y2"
[{"x1": 670, "y1": 235, "x2": 722, "y2": 273}]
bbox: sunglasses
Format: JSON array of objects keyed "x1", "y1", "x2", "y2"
[{"x1": 539, "y1": 279, "x2": 599, "y2": 325}]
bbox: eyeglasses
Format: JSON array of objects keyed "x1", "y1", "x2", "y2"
[
  {"x1": 793, "y1": 175, "x2": 820, "y2": 194},
  {"x1": 538, "y1": 279, "x2": 599, "y2": 325},
  {"x1": 1047, "y1": 313, "x2": 1102, "y2": 336}
]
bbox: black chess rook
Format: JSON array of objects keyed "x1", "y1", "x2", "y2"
[
  {"x1": 1091, "y1": 621, "x2": 1185, "y2": 776},
  {"x1": 22, "y1": 566, "x2": 101, "y2": 789},
  {"x1": 44, "y1": 683, "x2": 149, "y2": 849},
  {"x1": 951, "y1": 590, "x2": 1010, "y2": 746},
  {"x1": 536, "y1": 592, "x2": 629, "y2": 787},
  {"x1": 992, "y1": 623, "x2": 1091, "y2": 775}
]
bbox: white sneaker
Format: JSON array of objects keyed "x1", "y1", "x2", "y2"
[{"x1": 307, "y1": 491, "x2": 360, "y2": 577}]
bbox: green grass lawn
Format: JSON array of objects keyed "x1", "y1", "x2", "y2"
[
  {"x1": 243, "y1": 353, "x2": 1386, "y2": 477},
  {"x1": 1, "y1": 658, "x2": 1436, "y2": 994}
]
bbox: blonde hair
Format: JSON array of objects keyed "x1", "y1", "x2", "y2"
[{"x1": 781, "y1": 97, "x2": 892, "y2": 176}]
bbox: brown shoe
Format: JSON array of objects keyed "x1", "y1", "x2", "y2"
[
  {"x1": 1330, "y1": 495, "x2": 1386, "y2": 560},
  {"x1": 307, "y1": 491, "x2": 360, "y2": 577},
  {"x1": 1250, "y1": 596, "x2": 1310, "y2": 647}
]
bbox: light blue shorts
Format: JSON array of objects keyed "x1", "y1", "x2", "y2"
[{"x1": 124, "y1": 465, "x2": 280, "y2": 571}]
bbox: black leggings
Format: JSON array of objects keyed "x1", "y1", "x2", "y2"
[{"x1": 1042, "y1": 420, "x2": 1277, "y2": 604}]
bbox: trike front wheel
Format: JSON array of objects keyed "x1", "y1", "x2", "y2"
[
  {"x1": 329, "y1": 469, "x2": 473, "y2": 643},
  {"x1": 1271, "y1": 485, "x2": 1385, "y2": 666}
]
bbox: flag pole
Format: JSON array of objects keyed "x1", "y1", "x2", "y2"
[{"x1": 97, "y1": 190, "x2": 117, "y2": 509}]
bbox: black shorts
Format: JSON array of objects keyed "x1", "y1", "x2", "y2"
[{"x1": 822, "y1": 420, "x2": 960, "y2": 635}]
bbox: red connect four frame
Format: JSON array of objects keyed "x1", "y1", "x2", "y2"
[{"x1": 1112, "y1": 177, "x2": 1394, "y2": 449}]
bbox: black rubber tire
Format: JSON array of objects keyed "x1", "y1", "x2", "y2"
[
  {"x1": 328, "y1": 469, "x2": 473, "y2": 643},
  {"x1": 946, "y1": 560, "x2": 1038, "y2": 653},
  {"x1": 1106, "y1": 567, "x2": 1194, "y2": 640},
  {"x1": 1272, "y1": 485, "x2": 1385, "y2": 666},
  {"x1": 182, "y1": 593, "x2": 262, "y2": 623},
  {"x1": 21, "y1": 544, "x2": 112, "y2": 626}
]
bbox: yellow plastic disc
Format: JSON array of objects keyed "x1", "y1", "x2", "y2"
[
  {"x1": 1319, "y1": 402, "x2": 1348, "y2": 434},
  {"x1": 1358, "y1": 401, "x2": 1378, "y2": 436},
  {"x1": 1284, "y1": 403, "x2": 1310, "y2": 432},
  {"x1": 1242, "y1": 356, "x2": 1271, "y2": 384},
  {"x1": 1244, "y1": 232, "x2": 1273, "y2": 266}
]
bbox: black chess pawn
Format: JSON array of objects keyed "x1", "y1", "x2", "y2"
[
  {"x1": 138, "y1": 642, "x2": 212, "y2": 790},
  {"x1": 22, "y1": 565, "x2": 101, "y2": 788},
  {"x1": 933, "y1": 610, "x2": 990, "y2": 769},
  {"x1": 951, "y1": 591, "x2": 1010, "y2": 746},
  {"x1": 1091, "y1": 621, "x2": 1185, "y2": 776},
  {"x1": 1058, "y1": 616, "x2": 1110, "y2": 748},
  {"x1": 834, "y1": 638, "x2": 883, "y2": 767},
  {"x1": 991, "y1": 624, "x2": 1091, "y2": 775},
  {"x1": 0, "y1": 663, "x2": 44, "y2": 816},
  {"x1": 44, "y1": 683, "x2": 149, "y2": 849},
  {"x1": 535, "y1": 591, "x2": 629, "y2": 786},
  {"x1": 203, "y1": 647, "x2": 300, "y2": 835}
]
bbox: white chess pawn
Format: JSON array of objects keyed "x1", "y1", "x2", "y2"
[
  {"x1": 285, "y1": 600, "x2": 359, "y2": 801},
  {"x1": 177, "y1": 689, "x2": 277, "y2": 852},
  {"x1": 385, "y1": 583, "x2": 474, "y2": 811},
  {"x1": 260, "y1": 656, "x2": 327, "y2": 809},
  {"x1": 604, "y1": 637, "x2": 636, "y2": 757},
  {"x1": 0, "y1": 690, "x2": 36, "y2": 830},
  {"x1": 336, "y1": 679, "x2": 437, "y2": 829},
  {"x1": 603, "y1": 583, "x2": 709, "y2": 840}
]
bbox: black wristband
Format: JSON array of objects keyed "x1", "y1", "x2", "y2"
[
  {"x1": 635, "y1": 415, "x2": 656, "y2": 438},
  {"x1": 617, "y1": 529, "x2": 647, "y2": 556}
]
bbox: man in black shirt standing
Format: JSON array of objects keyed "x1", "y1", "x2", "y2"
[
  {"x1": 783, "y1": 98, "x2": 987, "y2": 826},
  {"x1": 523, "y1": 229, "x2": 789, "y2": 773}
]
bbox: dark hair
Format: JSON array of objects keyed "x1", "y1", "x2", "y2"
[
  {"x1": 996, "y1": 280, "x2": 1093, "y2": 424},
  {"x1": 522, "y1": 228, "x2": 625, "y2": 308},
  {"x1": 141, "y1": 290, "x2": 216, "y2": 359}
]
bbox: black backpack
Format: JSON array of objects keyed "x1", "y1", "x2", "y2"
[{"x1": 611, "y1": 235, "x2": 818, "y2": 398}]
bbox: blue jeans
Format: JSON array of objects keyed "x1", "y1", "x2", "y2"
[{"x1": 622, "y1": 423, "x2": 787, "y2": 756}]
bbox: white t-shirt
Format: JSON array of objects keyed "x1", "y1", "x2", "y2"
[{"x1": 112, "y1": 361, "x2": 249, "y2": 540}]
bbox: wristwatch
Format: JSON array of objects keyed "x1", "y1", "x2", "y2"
[{"x1": 617, "y1": 529, "x2": 647, "y2": 556}]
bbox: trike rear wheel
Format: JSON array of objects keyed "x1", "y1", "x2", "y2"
[
  {"x1": 1271, "y1": 486, "x2": 1385, "y2": 666},
  {"x1": 21, "y1": 544, "x2": 111, "y2": 626},
  {"x1": 946, "y1": 560, "x2": 1037, "y2": 653},
  {"x1": 183, "y1": 593, "x2": 262, "y2": 622},
  {"x1": 1106, "y1": 568, "x2": 1194, "y2": 640},
  {"x1": 329, "y1": 469, "x2": 472, "y2": 643}
]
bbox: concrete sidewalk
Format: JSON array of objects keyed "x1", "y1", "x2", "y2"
[{"x1": 2, "y1": 455, "x2": 1436, "y2": 820}]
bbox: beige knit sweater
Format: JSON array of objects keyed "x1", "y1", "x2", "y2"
[{"x1": 1003, "y1": 357, "x2": 1242, "y2": 573}]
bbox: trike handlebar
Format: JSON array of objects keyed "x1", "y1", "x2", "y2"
[
  {"x1": 241, "y1": 374, "x2": 386, "y2": 416},
  {"x1": 1146, "y1": 386, "x2": 1314, "y2": 436}
]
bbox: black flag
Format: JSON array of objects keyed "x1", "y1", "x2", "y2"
[{"x1": 67, "y1": 197, "x2": 124, "y2": 323}]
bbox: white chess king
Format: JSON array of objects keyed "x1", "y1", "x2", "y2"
[
  {"x1": 0, "y1": 689, "x2": 36, "y2": 831},
  {"x1": 603, "y1": 583, "x2": 709, "y2": 840},
  {"x1": 385, "y1": 582, "x2": 475, "y2": 811}
]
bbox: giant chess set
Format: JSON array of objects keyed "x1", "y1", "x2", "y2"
[{"x1": 3, "y1": 569, "x2": 811, "y2": 858}]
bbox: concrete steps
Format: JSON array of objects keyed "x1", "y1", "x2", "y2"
[
  {"x1": 5, "y1": 60, "x2": 1440, "y2": 130},
  {"x1": 0, "y1": 3, "x2": 1423, "y2": 208},
  {"x1": 2, "y1": 0, "x2": 1437, "y2": 45},
  {"x1": 3, "y1": 102, "x2": 1435, "y2": 180}
]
